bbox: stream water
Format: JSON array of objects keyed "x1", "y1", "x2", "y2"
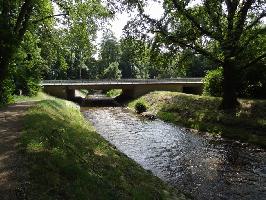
[{"x1": 83, "y1": 107, "x2": 266, "y2": 200}]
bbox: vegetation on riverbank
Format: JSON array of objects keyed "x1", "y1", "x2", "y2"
[
  {"x1": 128, "y1": 92, "x2": 266, "y2": 147},
  {"x1": 14, "y1": 92, "x2": 51, "y2": 103},
  {"x1": 21, "y1": 96, "x2": 184, "y2": 199},
  {"x1": 106, "y1": 89, "x2": 122, "y2": 98}
]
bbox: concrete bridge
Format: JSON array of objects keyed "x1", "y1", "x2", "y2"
[{"x1": 41, "y1": 78, "x2": 203, "y2": 99}]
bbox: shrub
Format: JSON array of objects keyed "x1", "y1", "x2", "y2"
[
  {"x1": 203, "y1": 68, "x2": 223, "y2": 97},
  {"x1": 0, "y1": 79, "x2": 14, "y2": 106},
  {"x1": 106, "y1": 89, "x2": 122, "y2": 97},
  {"x1": 134, "y1": 101, "x2": 147, "y2": 113}
]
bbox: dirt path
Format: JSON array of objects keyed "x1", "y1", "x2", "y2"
[{"x1": 0, "y1": 102, "x2": 34, "y2": 200}]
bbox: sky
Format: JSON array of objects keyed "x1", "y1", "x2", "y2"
[
  {"x1": 105, "y1": 0, "x2": 203, "y2": 41},
  {"x1": 53, "y1": 0, "x2": 202, "y2": 43},
  {"x1": 108, "y1": 2, "x2": 164, "y2": 40}
]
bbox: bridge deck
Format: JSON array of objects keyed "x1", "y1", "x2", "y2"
[{"x1": 41, "y1": 78, "x2": 203, "y2": 86}]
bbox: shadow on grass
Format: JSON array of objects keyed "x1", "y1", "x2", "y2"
[
  {"x1": 130, "y1": 92, "x2": 266, "y2": 147},
  {"x1": 22, "y1": 99, "x2": 182, "y2": 200}
]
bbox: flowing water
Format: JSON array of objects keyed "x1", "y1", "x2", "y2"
[{"x1": 83, "y1": 107, "x2": 266, "y2": 200}]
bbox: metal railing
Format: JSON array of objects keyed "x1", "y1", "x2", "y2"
[{"x1": 41, "y1": 78, "x2": 203, "y2": 85}]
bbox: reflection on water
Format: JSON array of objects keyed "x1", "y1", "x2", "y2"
[{"x1": 83, "y1": 107, "x2": 266, "y2": 200}]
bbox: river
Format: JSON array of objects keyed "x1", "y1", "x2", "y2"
[{"x1": 83, "y1": 107, "x2": 266, "y2": 200}]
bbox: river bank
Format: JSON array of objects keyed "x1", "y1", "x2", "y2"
[
  {"x1": 84, "y1": 106, "x2": 266, "y2": 200},
  {"x1": 19, "y1": 94, "x2": 184, "y2": 199},
  {"x1": 128, "y1": 91, "x2": 266, "y2": 147}
]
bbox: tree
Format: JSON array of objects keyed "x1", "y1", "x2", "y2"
[
  {"x1": 102, "y1": 62, "x2": 122, "y2": 79},
  {"x1": 119, "y1": 36, "x2": 150, "y2": 78},
  {"x1": 125, "y1": 0, "x2": 266, "y2": 111},
  {"x1": 0, "y1": 0, "x2": 111, "y2": 103},
  {"x1": 0, "y1": 0, "x2": 53, "y2": 103},
  {"x1": 12, "y1": 31, "x2": 46, "y2": 96},
  {"x1": 98, "y1": 31, "x2": 121, "y2": 77}
]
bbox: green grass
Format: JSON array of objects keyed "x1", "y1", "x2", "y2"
[
  {"x1": 21, "y1": 97, "x2": 184, "y2": 199},
  {"x1": 128, "y1": 91, "x2": 266, "y2": 147},
  {"x1": 14, "y1": 92, "x2": 52, "y2": 103},
  {"x1": 106, "y1": 89, "x2": 122, "y2": 98}
]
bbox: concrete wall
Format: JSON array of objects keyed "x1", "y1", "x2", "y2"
[
  {"x1": 43, "y1": 86, "x2": 76, "y2": 100},
  {"x1": 118, "y1": 84, "x2": 183, "y2": 99},
  {"x1": 43, "y1": 83, "x2": 202, "y2": 100}
]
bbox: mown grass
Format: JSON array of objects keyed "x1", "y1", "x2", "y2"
[
  {"x1": 14, "y1": 92, "x2": 52, "y2": 103},
  {"x1": 128, "y1": 91, "x2": 266, "y2": 147},
  {"x1": 21, "y1": 97, "x2": 184, "y2": 199}
]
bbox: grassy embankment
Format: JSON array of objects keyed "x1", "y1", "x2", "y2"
[
  {"x1": 106, "y1": 89, "x2": 122, "y2": 98},
  {"x1": 20, "y1": 93, "x2": 184, "y2": 199},
  {"x1": 128, "y1": 91, "x2": 266, "y2": 147}
]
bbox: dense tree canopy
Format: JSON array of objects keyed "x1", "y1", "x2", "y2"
[
  {"x1": 0, "y1": 0, "x2": 111, "y2": 104},
  {"x1": 0, "y1": 0, "x2": 265, "y2": 111},
  {"x1": 124, "y1": 0, "x2": 266, "y2": 110}
]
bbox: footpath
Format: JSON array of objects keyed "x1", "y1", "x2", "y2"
[{"x1": 0, "y1": 102, "x2": 33, "y2": 200}]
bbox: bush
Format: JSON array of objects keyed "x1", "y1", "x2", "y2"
[
  {"x1": 0, "y1": 79, "x2": 14, "y2": 106},
  {"x1": 239, "y1": 62, "x2": 266, "y2": 99},
  {"x1": 203, "y1": 68, "x2": 223, "y2": 97},
  {"x1": 134, "y1": 101, "x2": 147, "y2": 113},
  {"x1": 106, "y1": 89, "x2": 122, "y2": 97}
]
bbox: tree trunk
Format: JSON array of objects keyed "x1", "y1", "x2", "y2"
[
  {"x1": 0, "y1": 46, "x2": 14, "y2": 102},
  {"x1": 0, "y1": 44, "x2": 14, "y2": 77},
  {"x1": 220, "y1": 61, "x2": 239, "y2": 111}
]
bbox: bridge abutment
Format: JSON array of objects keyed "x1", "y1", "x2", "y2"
[
  {"x1": 118, "y1": 85, "x2": 184, "y2": 99},
  {"x1": 43, "y1": 86, "x2": 76, "y2": 100}
]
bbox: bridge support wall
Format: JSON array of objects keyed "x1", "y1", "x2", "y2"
[
  {"x1": 43, "y1": 86, "x2": 76, "y2": 100},
  {"x1": 119, "y1": 85, "x2": 183, "y2": 99}
]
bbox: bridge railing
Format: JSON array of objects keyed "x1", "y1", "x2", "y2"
[{"x1": 41, "y1": 78, "x2": 203, "y2": 85}]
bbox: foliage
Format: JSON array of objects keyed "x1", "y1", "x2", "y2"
[
  {"x1": 0, "y1": 0, "x2": 53, "y2": 103},
  {"x1": 128, "y1": 91, "x2": 266, "y2": 147},
  {"x1": 102, "y1": 62, "x2": 122, "y2": 79},
  {"x1": 106, "y1": 89, "x2": 122, "y2": 98},
  {"x1": 134, "y1": 101, "x2": 148, "y2": 113},
  {"x1": 0, "y1": 78, "x2": 14, "y2": 106},
  {"x1": 12, "y1": 31, "x2": 44, "y2": 96},
  {"x1": 99, "y1": 31, "x2": 121, "y2": 71},
  {"x1": 239, "y1": 61, "x2": 266, "y2": 98},
  {"x1": 14, "y1": 92, "x2": 51, "y2": 103},
  {"x1": 177, "y1": 50, "x2": 214, "y2": 77},
  {"x1": 119, "y1": 36, "x2": 150, "y2": 78},
  {"x1": 22, "y1": 98, "x2": 182, "y2": 199},
  {"x1": 203, "y1": 68, "x2": 223, "y2": 97},
  {"x1": 125, "y1": 0, "x2": 266, "y2": 110},
  {"x1": 0, "y1": 0, "x2": 112, "y2": 105}
]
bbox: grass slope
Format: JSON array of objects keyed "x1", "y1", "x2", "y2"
[
  {"x1": 128, "y1": 91, "x2": 266, "y2": 147},
  {"x1": 21, "y1": 97, "x2": 183, "y2": 199}
]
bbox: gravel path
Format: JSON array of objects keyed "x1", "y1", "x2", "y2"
[{"x1": 0, "y1": 102, "x2": 33, "y2": 200}]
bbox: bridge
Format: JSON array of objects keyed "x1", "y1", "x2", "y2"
[{"x1": 41, "y1": 78, "x2": 203, "y2": 100}]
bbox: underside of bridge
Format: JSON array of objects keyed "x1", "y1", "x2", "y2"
[{"x1": 43, "y1": 83, "x2": 203, "y2": 100}]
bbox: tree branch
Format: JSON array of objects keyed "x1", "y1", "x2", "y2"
[
  {"x1": 32, "y1": 13, "x2": 68, "y2": 24},
  {"x1": 235, "y1": 0, "x2": 255, "y2": 40},
  {"x1": 225, "y1": 0, "x2": 238, "y2": 38},
  {"x1": 245, "y1": 11, "x2": 266, "y2": 31},
  {"x1": 239, "y1": 27, "x2": 266, "y2": 52},
  {"x1": 157, "y1": 28, "x2": 223, "y2": 64},
  {"x1": 203, "y1": 0, "x2": 222, "y2": 34},
  {"x1": 172, "y1": 0, "x2": 221, "y2": 41},
  {"x1": 243, "y1": 52, "x2": 266, "y2": 69},
  {"x1": 14, "y1": 0, "x2": 33, "y2": 35},
  {"x1": 18, "y1": 4, "x2": 32, "y2": 41}
]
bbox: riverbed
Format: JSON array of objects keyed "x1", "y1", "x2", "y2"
[{"x1": 83, "y1": 107, "x2": 266, "y2": 200}]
